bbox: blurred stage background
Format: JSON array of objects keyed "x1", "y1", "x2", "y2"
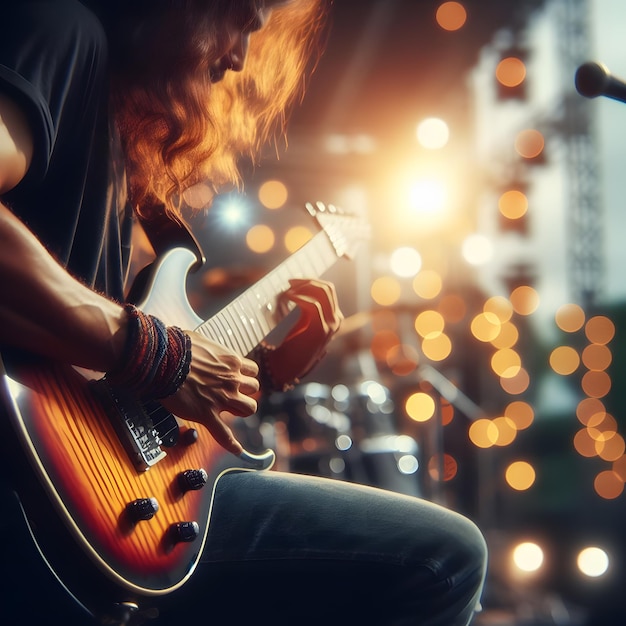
[{"x1": 137, "y1": 1, "x2": 626, "y2": 623}]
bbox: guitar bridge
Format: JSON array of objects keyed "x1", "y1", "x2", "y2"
[{"x1": 90, "y1": 379, "x2": 168, "y2": 471}]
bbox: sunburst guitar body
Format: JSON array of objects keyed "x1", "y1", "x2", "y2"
[{"x1": 0, "y1": 203, "x2": 368, "y2": 621}]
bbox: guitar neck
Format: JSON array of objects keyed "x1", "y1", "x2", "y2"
[{"x1": 194, "y1": 230, "x2": 338, "y2": 356}]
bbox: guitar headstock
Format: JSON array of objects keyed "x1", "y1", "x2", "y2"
[{"x1": 305, "y1": 201, "x2": 370, "y2": 260}]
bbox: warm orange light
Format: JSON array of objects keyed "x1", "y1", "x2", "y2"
[
  {"x1": 585, "y1": 316, "x2": 615, "y2": 345},
  {"x1": 500, "y1": 367, "x2": 530, "y2": 394},
  {"x1": 438, "y1": 294, "x2": 467, "y2": 323},
  {"x1": 371, "y1": 276, "x2": 402, "y2": 306},
  {"x1": 471, "y1": 312, "x2": 501, "y2": 342},
  {"x1": 484, "y1": 296, "x2": 514, "y2": 322},
  {"x1": 246, "y1": 224, "x2": 275, "y2": 253},
  {"x1": 441, "y1": 400, "x2": 454, "y2": 426},
  {"x1": 371, "y1": 330, "x2": 401, "y2": 362},
  {"x1": 428, "y1": 454, "x2": 458, "y2": 481},
  {"x1": 406, "y1": 392, "x2": 436, "y2": 422},
  {"x1": 581, "y1": 370, "x2": 611, "y2": 398},
  {"x1": 555, "y1": 303, "x2": 585, "y2": 333},
  {"x1": 258, "y1": 179, "x2": 288, "y2": 209},
  {"x1": 412, "y1": 270, "x2": 443, "y2": 300},
  {"x1": 613, "y1": 455, "x2": 626, "y2": 481},
  {"x1": 415, "y1": 310, "x2": 445, "y2": 338},
  {"x1": 505, "y1": 401, "x2": 534, "y2": 430},
  {"x1": 491, "y1": 349, "x2": 522, "y2": 378},
  {"x1": 284, "y1": 226, "x2": 313, "y2": 253},
  {"x1": 594, "y1": 470, "x2": 624, "y2": 499},
  {"x1": 587, "y1": 412, "x2": 617, "y2": 437},
  {"x1": 574, "y1": 428, "x2": 600, "y2": 458},
  {"x1": 515, "y1": 129, "x2": 545, "y2": 160},
  {"x1": 386, "y1": 344, "x2": 419, "y2": 377},
  {"x1": 491, "y1": 322, "x2": 519, "y2": 349},
  {"x1": 582, "y1": 343, "x2": 612, "y2": 371},
  {"x1": 493, "y1": 417, "x2": 518, "y2": 446},
  {"x1": 496, "y1": 57, "x2": 527, "y2": 87},
  {"x1": 549, "y1": 346, "x2": 580, "y2": 375},
  {"x1": 435, "y1": 2, "x2": 467, "y2": 31},
  {"x1": 469, "y1": 419, "x2": 499, "y2": 448},
  {"x1": 499, "y1": 189, "x2": 528, "y2": 219},
  {"x1": 421, "y1": 333, "x2": 452, "y2": 361},
  {"x1": 596, "y1": 433, "x2": 625, "y2": 462},
  {"x1": 576, "y1": 398, "x2": 606, "y2": 427},
  {"x1": 510, "y1": 285, "x2": 539, "y2": 315},
  {"x1": 505, "y1": 461, "x2": 536, "y2": 490}
]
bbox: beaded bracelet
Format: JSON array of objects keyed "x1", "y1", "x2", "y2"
[
  {"x1": 250, "y1": 342, "x2": 299, "y2": 394},
  {"x1": 106, "y1": 304, "x2": 192, "y2": 399}
]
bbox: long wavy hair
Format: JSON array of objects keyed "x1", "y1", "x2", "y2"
[{"x1": 109, "y1": 0, "x2": 330, "y2": 219}]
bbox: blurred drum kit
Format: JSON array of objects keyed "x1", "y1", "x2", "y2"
[{"x1": 229, "y1": 378, "x2": 422, "y2": 497}]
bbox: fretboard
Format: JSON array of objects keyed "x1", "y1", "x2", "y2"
[{"x1": 194, "y1": 230, "x2": 339, "y2": 356}]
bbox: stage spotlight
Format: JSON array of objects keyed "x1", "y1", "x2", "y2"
[
  {"x1": 409, "y1": 178, "x2": 447, "y2": 214},
  {"x1": 214, "y1": 193, "x2": 251, "y2": 230}
]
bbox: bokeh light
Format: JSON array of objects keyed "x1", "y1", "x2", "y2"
[
  {"x1": 258, "y1": 179, "x2": 288, "y2": 209},
  {"x1": 512, "y1": 542, "x2": 544, "y2": 573},
  {"x1": 499, "y1": 189, "x2": 528, "y2": 219},
  {"x1": 496, "y1": 57, "x2": 527, "y2": 88},
  {"x1": 505, "y1": 461, "x2": 536, "y2": 490},
  {"x1": 515, "y1": 129, "x2": 545, "y2": 160},
  {"x1": 577, "y1": 547, "x2": 610, "y2": 578},
  {"x1": 435, "y1": 1, "x2": 468, "y2": 31},
  {"x1": 416, "y1": 117, "x2": 450, "y2": 149},
  {"x1": 246, "y1": 224, "x2": 275, "y2": 253}
]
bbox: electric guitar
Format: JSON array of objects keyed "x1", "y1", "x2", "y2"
[{"x1": 0, "y1": 202, "x2": 368, "y2": 621}]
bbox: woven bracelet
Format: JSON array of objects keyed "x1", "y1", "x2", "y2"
[{"x1": 106, "y1": 304, "x2": 192, "y2": 399}]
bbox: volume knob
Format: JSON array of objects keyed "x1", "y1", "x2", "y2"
[
  {"x1": 178, "y1": 468, "x2": 208, "y2": 492},
  {"x1": 126, "y1": 497, "x2": 159, "y2": 522},
  {"x1": 169, "y1": 521, "x2": 200, "y2": 544}
]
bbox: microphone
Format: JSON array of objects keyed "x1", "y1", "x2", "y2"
[{"x1": 575, "y1": 61, "x2": 626, "y2": 103}]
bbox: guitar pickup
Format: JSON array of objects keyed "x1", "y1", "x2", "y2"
[{"x1": 90, "y1": 379, "x2": 167, "y2": 472}]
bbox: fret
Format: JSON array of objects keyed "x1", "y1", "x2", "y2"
[
  {"x1": 232, "y1": 298, "x2": 258, "y2": 353},
  {"x1": 196, "y1": 319, "x2": 222, "y2": 345},
  {"x1": 222, "y1": 306, "x2": 250, "y2": 356},
  {"x1": 241, "y1": 290, "x2": 270, "y2": 341},
  {"x1": 293, "y1": 243, "x2": 317, "y2": 276},
  {"x1": 212, "y1": 312, "x2": 240, "y2": 354}
]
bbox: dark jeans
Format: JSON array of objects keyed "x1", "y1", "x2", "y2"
[{"x1": 1, "y1": 471, "x2": 487, "y2": 625}]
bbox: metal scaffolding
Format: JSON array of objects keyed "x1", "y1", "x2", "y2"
[{"x1": 554, "y1": 0, "x2": 604, "y2": 308}]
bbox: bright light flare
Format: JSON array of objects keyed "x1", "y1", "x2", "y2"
[
  {"x1": 409, "y1": 178, "x2": 447, "y2": 215},
  {"x1": 512, "y1": 542, "x2": 544, "y2": 573},
  {"x1": 462, "y1": 233, "x2": 494, "y2": 266},
  {"x1": 217, "y1": 195, "x2": 251, "y2": 230},
  {"x1": 416, "y1": 117, "x2": 450, "y2": 150},
  {"x1": 390, "y1": 246, "x2": 422, "y2": 278},
  {"x1": 577, "y1": 547, "x2": 609, "y2": 578}
]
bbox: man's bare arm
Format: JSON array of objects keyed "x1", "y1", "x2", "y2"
[{"x1": 0, "y1": 92, "x2": 128, "y2": 370}]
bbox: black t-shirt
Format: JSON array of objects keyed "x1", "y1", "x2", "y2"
[{"x1": 0, "y1": 0, "x2": 131, "y2": 301}]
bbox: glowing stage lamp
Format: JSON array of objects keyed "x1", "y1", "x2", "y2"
[
  {"x1": 577, "y1": 546, "x2": 610, "y2": 578},
  {"x1": 512, "y1": 541, "x2": 544, "y2": 574}
]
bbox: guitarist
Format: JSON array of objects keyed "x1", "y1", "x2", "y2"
[{"x1": 0, "y1": 1, "x2": 487, "y2": 625}]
